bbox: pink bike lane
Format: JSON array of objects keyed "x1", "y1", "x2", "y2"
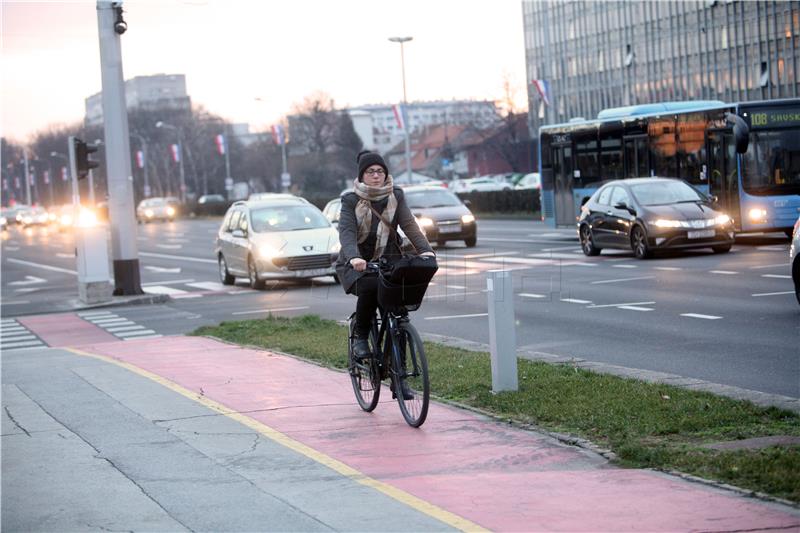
[{"x1": 76, "y1": 335, "x2": 800, "y2": 532}]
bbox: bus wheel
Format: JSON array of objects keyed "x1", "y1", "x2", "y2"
[
  {"x1": 580, "y1": 225, "x2": 601, "y2": 256},
  {"x1": 631, "y1": 226, "x2": 652, "y2": 259}
]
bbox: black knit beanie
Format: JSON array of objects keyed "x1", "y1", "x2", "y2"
[{"x1": 356, "y1": 150, "x2": 388, "y2": 181}]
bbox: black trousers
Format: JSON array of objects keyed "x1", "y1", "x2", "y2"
[{"x1": 352, "y1": 274, "x2": 379, "y2": 337}]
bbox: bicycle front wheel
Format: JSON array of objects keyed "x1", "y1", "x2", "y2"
[
  {"x1": 348, "y1": 317, "x2": 381, "y2": 412},
  {"x1": 392, "y1": 321, "x2": 430, "y2": 427}
]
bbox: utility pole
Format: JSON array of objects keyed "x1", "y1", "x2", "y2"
[
  {"x1": 22, "y1": 149, "x2": 31, "y2": 205},
  {"x1": 389, "y1": 36, "x2": 414, "y2": 184},
  {"x1": 96, "y1": 0, "x2": 143, "y2": 295}
]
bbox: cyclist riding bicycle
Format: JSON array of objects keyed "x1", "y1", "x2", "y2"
[{"x1": 336, "y1": 150, "x2": 435, "y2": 362}]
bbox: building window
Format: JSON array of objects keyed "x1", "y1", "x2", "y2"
[{"x1": 759, "y1": 61, "x2": 769, "y2": 87}]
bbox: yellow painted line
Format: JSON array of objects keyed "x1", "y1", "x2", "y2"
[{"x1": 65, "y1": 347, "x2": 488, "y2": 532}]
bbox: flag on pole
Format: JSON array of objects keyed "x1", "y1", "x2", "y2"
[
  {"x1": 29, "y1": 172, "x2": 35, "y2": 185},
  {"x1": 392, "y1": 104, "x2": 406, "y2": 130},
  {"x1": 61, "y1": 166, "x2": 68, "y2": 181},
  {"x1": 215, "y1": 134, "x2": 226, "y2": 155},
  {"x1": 43, "y1": 170, "x2": 50, "y2": 185},
  {"x1": 532, "y1": 79, "x2": 551, "y2": 106},
  {"x1": 271, "y1": 125, "x2": 285, "y2": 146},
  {"x1": 171, "y1": 143, "x2": 181, "y2": 163},
  {"x1": 14, "y1": 176, "x2": 21, "y2": 188},
  {"x1": 136, "y1": 150, "x2": 145, "y2": 169},
  {"x1": 2, "y1": 178, "x2": 7, "y2": 191}
]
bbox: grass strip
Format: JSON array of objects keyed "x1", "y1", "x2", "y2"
[{"x1": 192, "y1": 314, "x2": 800, "y2": 503}]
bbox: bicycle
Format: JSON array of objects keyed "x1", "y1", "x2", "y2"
[{"x1": 347, "y1": 257, "x2": 437, "y2": 427}]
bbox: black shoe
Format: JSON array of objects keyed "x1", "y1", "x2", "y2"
[
  {"x1": 392, "y1": 380, "x2": 414, "y2": 400},
  {"x1": 353, "y1": 337, "x2": 371, "y2": 360}
]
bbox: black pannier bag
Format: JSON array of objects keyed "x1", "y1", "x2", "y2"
[{"x1": 378, "y1": 255, "x2": 438, "y2": 311}]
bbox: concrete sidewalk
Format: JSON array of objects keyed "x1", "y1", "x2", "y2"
[{"x1": 5, "y1": 332, "x2": 796, "y2": 532}]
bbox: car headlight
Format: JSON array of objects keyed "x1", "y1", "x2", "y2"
[
  {"x1": 60, "y1": 214, "x2": 73, "y2": 226},
  {"x1": 416, "y1": 217, "x2": 434, "y2": 228},
  {"x1": 0, "y1": 216, "x2": 6, "y2": 226},
  {"x1": 258, "y1": 244, "x2": 279, "y2": 259},
  {"x1": 166, "y1": 206, "x2": 176, "y2": 216},
  {"x1": 77, "y1": 208, "x2": 98, "y2": 228},
  {"x1": 461, "y1": 214, "x2": 475, "y2": 224},
  {"x1": 652, "y1": 219, "x2": 683, "y2": 228},
  {"x1": 144, "y1": 209, "x2": 154, "y2": 218},
  {"x1": 748, "y1": 208, "x2": 767, "y2": 222},
  {"x1": 329, "y1": 242, "x2": 341, "y2": 253},
  {"x1": 714, "y1": 214, "x2": 731, "y2": 226}
]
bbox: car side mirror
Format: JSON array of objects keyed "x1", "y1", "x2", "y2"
[
  {"x1": 725, "y1": 112, "x2": 750, "y2": 154},
  {"x1": 463, "y1": 199, "x2": 472, "y2": 207},
  {"x1": 232, "y1": 229, "x2": 246, "y2": 238},
  {"x1": 709, "y1": 195, "x2": 719, "y2": 204},
  {"x1": 615, "y1": 202, "x2": 636, "y2": 215}
]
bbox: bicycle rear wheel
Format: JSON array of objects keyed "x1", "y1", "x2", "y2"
[
  {"x1": 392, "y1": 321, "x2": 430, "y2": 427},
  {"x1": 348, "y1": 317, "x2": 381, "y2": 412}
]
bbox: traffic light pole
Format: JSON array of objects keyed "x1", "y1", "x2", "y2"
[{"x1": 96, "y1": 0, "x2": 143, "y2": 295}]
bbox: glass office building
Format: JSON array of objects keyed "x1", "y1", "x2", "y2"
[{"x1": 523, "y1": 1, "x2": 800, "y2": 131}]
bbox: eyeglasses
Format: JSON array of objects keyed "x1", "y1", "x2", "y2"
[{"x1": 364, "y1": 168, "x2": 386, "y2": 176}]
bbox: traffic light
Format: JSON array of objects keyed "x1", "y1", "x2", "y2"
[{"x1": 75, "y1": 138, "x2": 100, "y2": 180}]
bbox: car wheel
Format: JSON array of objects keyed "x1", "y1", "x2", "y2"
[
  {"x1": 631, "y1": 226, "x2": 652, "y2": 259},
  {"x1": 794, "y1": 259, "x2": 800, "y2": 305},
  {"x1": 465, "y1": 236, "x2": 477, "y2": 247},
  {"x1": 579, "y1": 225, "x2": 601, "y2": 256},
  {"x1": 218, "y1": 255, "x2": 235, "y2": 285},
  {"x1": 248, "y1": 256, "x2": 265, "y2": 290},
  {"x1": 712, "y1": 244, "x2": 731, "y2": 254}
]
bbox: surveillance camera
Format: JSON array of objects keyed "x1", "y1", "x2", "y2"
[{"x1": 114, "y1": 20, "x2": 127, "y2": 34}]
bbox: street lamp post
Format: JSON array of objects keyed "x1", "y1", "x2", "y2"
[
  {"x1": 255, "y1": 97, "x2": 289, "y2": 193},
  {"x1": 129, "y1": 132, "x2": 150, "y2": 198},
  {"x1": 50, "y1": 151, "x2": 69, "y2": 205},
  {"x1": 156, "y1": 121, "x2": 186, "y2": 203},
  {"x1": 389, "y1": 36, "x2": 413, "y2": 184}
]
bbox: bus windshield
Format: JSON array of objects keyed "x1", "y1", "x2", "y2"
[{"x1": 742, "y1": 120, "x2": 800, "y2": 196}]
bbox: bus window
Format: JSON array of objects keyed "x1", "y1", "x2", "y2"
[
  {"x1": 742, "y1": 130, "x2": 800, "y2": 194},
  {"x1": 677, "y1": 113, "x2": 707, "y2": 185},
  {"x1": 576, "y1": 138, "x2": 600, "y2": 187},
  {"x1": 649, "y1": 117, "x2": 677, "y2": 177},
  {"x1": 600, "y1": 138, "x2": 623, "y2": 180}
]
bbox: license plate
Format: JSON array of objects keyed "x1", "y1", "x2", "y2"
[
  {"x1": 439, "y1": 224, "x2": 461, "y2": 233},
  {"x1": 687, "y1": 229, "x2": 715, "y2": 239}
]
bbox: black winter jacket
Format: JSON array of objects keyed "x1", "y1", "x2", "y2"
[{"x1": 336, "y1": 187, "x2": 433, "y2": 294}]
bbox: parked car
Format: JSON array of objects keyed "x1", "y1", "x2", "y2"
[
  {"x1": 248, "y1": 193, "x2": 297, "y2": 201},
  {"x1": 515, "y1": 172, "x2": 541, "y2": 191},
  {"x1": 404, "y1": 185, "x2": 477, "y2": 247},
  {"x1": 215, "y1": 196, "x2": 340, "y2": 289},
  {"x1": 578, "y1": 177, "x2": 735, "y2": 259},
  {"x1": 791, "y1": 215, "x2": 800, "y2": 305},
  {"x1": 195, "y1": 194, "x2": 229, "y2": 216},
  {"x1": 137, "y1": 197, "x2": 177, "y2": 223},
  {"x1": 451, "y1": 176, "x2": 512, "y2": 193}
]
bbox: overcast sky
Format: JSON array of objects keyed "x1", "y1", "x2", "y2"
[{"x1": 1, "y1": 0, "x2": 528, "y2": 143}]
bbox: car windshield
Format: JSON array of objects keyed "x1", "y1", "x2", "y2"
[
  {"x1": 742, "y1": 128, "x2": 800, "y2": 195},
  {"x1": 405, "y1": 190, "x2": 462, "y2": 208},
  {"x1": 629, "y1": 181, "x2": 704, "y2": 206},
  {"x1": 143, "y1": 198, "x2": 166, "y2": 207},
  {"x1": 250, "y1": 205, "x2": 329, "y2": 232}
]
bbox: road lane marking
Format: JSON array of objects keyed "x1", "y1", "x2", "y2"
[
  {"x1": 2, "y1": 301, "x2": 31, "y2": 305},
  {"x1": 64, "y1": 346, "x2": 487, "y2": 532},
  {"x1": 231, "y1": 306, "x2": 311, "y2": 315},
  {"x1": 653, "y1": 266, "x2": 682, "y2": 271},
  {"x1": 145, "y1": 266, "x2": 182, "y2": 273},
  {"x1": 756, "y1": 245, "x2": 788, "y2": 251},
  {"x1": 587, "y1": 301, "x2": 655, "y2": 309},
  {"x1": 173, "y1": 294, "x2": 204, "y2": 299},
  {"x1": 156, "y1": 244, "x2": 183, "y2": 250},
  {"x1": 2, "y1": 339, "x2": 44, "y2": 348},
  {"x1": 56, "y1": 253, "x2": 74, "y2": 258},
  {"x1": 186, "y1": 281, "x2": 229, "y2": 291},
  {"x1": 78, "y1": 310, "x2": 113, "y2": 317},
  {"x1": 559, "y1": 298, "x2": 592, "y2": 304},
  {"x1": 752, "y1": 290, "x2": 795, "y2": 297},
  {"x1": 750, "y1": 263, "x2": 789, "y2": 270},
  {"x1": 590, "y1": 276, "x2": 654, "y2": 285},
  {"x1": 518, "y1": 293, "x2": 547, "y2": 299},
  {"x1": 612, "y1": 264, "x2": 638, "y2": 269},
  {"x1": 4, "y1": 246, "x2": 20, "y2": 251},
  {"x1": 529, "y1": 252, "x2": 585, "y2": 260},
  {"x1": 480, "y1": 256, "x2": 554, "y2": 266},
  {"x1": 139, "y1": 252, "x2": 216, "y2": 264},
  {"x1": 761, "y1": 274, "x2": 792, "y2": 279},
  {"x1": 6, "y1": 258, "x2": 77, "y2": 275},
  {"x1": 709, "y1": 270, "x2": 738, "y2": 275},
  {"x1": 539, "y1": 246, "x2": 581, "y2": 252},
  {"x1": 618, "y1": 306, "x2": 654, "y2": 312},
  {"x1": 1, "y1": 334, "x2": 36, "y2": 341},
  {"x1": 681, "y1": 313, "x2": 722, "y2": 320},
  {"x1": 9, "y1": 276, "x2": 49, "y2": 286},
  {"x1": 106, "y1": 325, "x2": 146, "y2": 332},
  {"x1": 89, "y1": 318, "x2": 130, "y2": 325},
  {"x1": 460, "y1": 251, "x2": 520, "y2": 259},
  {"x1": 424, "y1": 313, "x2": 489, "y2": 320},
  {"x1": 446, "y1": 285, "x2": 467, "y2": 290}
]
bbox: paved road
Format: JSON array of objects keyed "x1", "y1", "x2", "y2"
[{"x1": 1, "y1": 218, "x2": 797, "y2": 398}]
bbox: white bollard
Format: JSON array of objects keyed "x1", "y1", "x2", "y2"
[{"x1": 487, "y1": 269, "x2": 518, "y2": 392}]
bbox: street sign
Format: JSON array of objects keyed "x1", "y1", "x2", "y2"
[{"x1": 281, "y1": 172, "x2": 291, "y2": 188}]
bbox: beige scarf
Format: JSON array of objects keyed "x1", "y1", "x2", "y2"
[{"x1": 353, "y1": 174, "x2": 397, "y2": 260}]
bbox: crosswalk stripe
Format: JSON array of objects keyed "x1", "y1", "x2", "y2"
[
  {"x1": 1, "y1": 334, "x2": 36, "y2": 342},
  {"x1": 185, "y1": 281, "x2": 228, "y2": 291},
  {"x1": 106, "y1": 325, "x2": 146, "y2": 333},
  {"x1": 78, "y1": 310, "x2": 114, "y2": 317},
  {"x1": 143, "y1": 285, "x2": 190, "y2": 295},
  {"x1": 89, "y1": 317, "x2": 126, "y2": 324},
  {"x1": 2, "y1": 340, "x2": 44, "y2": 348},
  {"x1": 681, "y1": 313, "x2": 722, "y2": 320},
  {"x1": 123, "y1": 334, "x2": 162, "y2": 340},
  {"x1": 115, "y1": 329, "x2": 157, "y2": 337},
  {"x1": 1, "y1": 327, "x2": 27, "y2": 334}
]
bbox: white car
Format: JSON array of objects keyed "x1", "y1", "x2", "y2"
[
  {"x1": 451, "y1": 177, "x2": 512, "y2": 193},
  {"x1": 515, "y1": 172, "x2": 541, "y2": 191},
  {"x1": 215, "y1": 196, "x2": 340, "y2": 289},
  {"x1": 791, "y1": 215, "x2": 799, "y2": 305},
  {"x1": 137, "y1": 197, "x2": 178, "y2": 223}
]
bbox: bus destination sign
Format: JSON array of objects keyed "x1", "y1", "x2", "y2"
[{"x1": 747, "y1": 108, "x2": 800, "y2": 129}]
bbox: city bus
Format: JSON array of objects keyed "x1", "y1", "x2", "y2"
[{"x1": 539, "y1": 98, "x2": 800, "y2": 235}]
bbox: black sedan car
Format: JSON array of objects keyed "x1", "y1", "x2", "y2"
[
  {"x1": 578, "y1": 177, "x2": 735, "y2": 259},
  {"x1": 403, "y1": 185, "x2": 477, "y2": 247}
]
